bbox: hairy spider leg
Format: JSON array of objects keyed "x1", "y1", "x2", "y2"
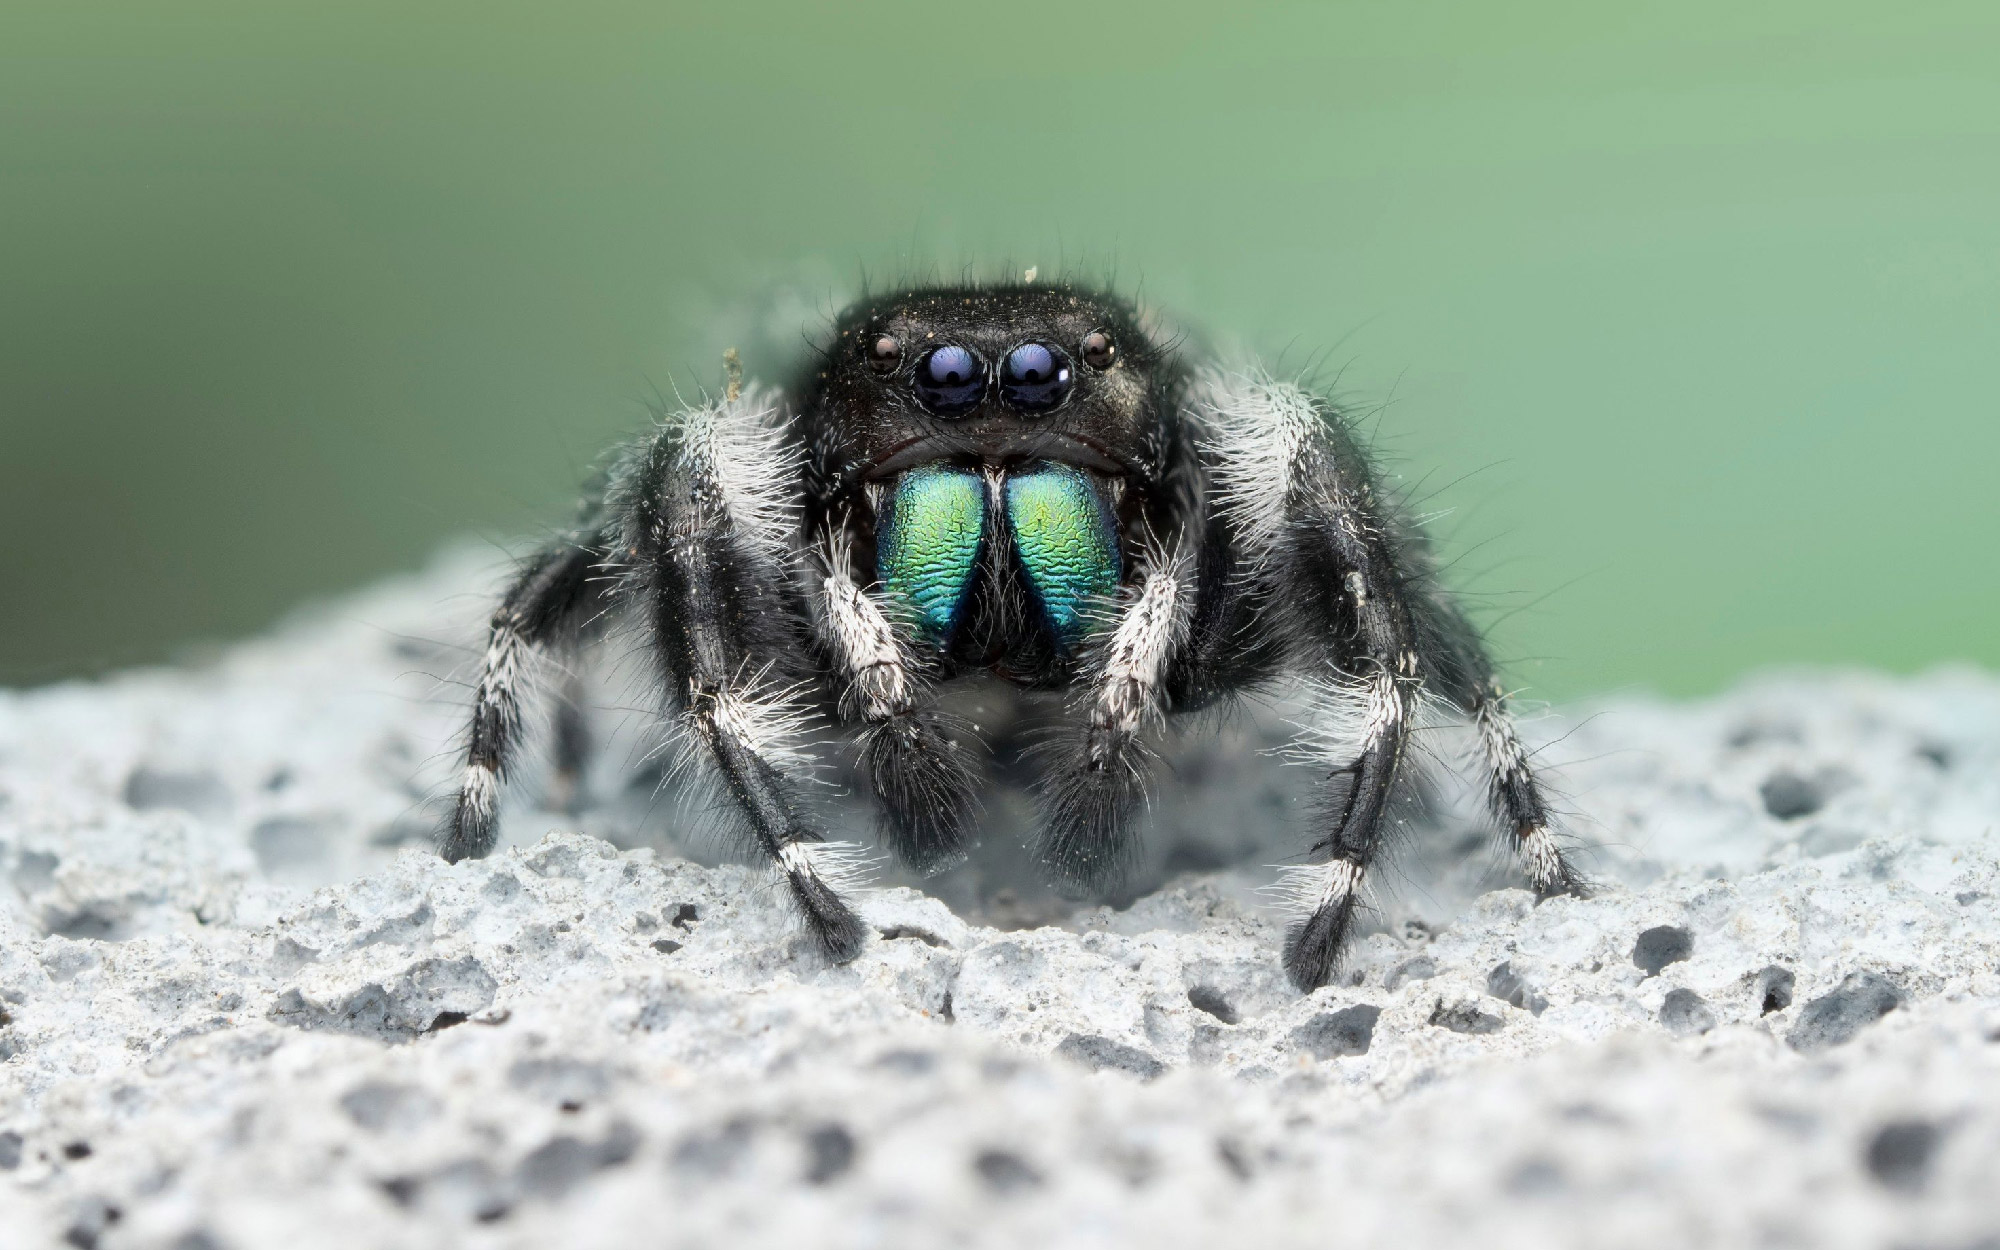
[
  {"x1": 617, "y1": 391, "x2": 866, "y2": 961},
  {"x1": 1469, "y1": 683, "x2": 1586, "y2": 895},
  {"x1": 1196, "y1": 374, "x2": 1424, "y2": 991},
  {"x1": 1414, "y1": 591, "x2": 1590, "y2": 898},
  {"x1": 548, "y1": 663, "x2": 594, "y2": 814},
  {"x1": 814, "y1": 516, "x2": 983, "y2": 874},
  {"x1": 442, "y1": 534, "x2": 609, "y2": 863},
  {"x1": 1283, "y1": 468, "x2": 1422, "y2": 991}
]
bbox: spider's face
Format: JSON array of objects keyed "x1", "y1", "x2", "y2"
[
  {"x1": 802, "y1": 284, "x2": 1177, "y2": 668},
  {"x1": 809, "y1": 285, "x2": 1166, "y2": 485}
]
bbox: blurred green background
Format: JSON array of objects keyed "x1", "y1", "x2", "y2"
[{"x1": 5, "y1": 0, "x2": 1996, "y2": 698}]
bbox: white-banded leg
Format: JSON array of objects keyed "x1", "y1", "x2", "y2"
[
  {"x1": 617, "y1": 388, "x2": 867, "y2": 960},
  {"x1": 1270, "y1": 658, "x2": 1417, "y2": 991},
  {"x1": 1033, "y1": 544, "x2": 1194, "y2": 893},
  {"x1": 1197, "y1": 368, "x2": 1423, "y2": 990},
  {"x1": 1470, "y1": 680, "x2": 1586, "y2": 896},
  {"x1": 442, "y1": 538, "x2": 607, "y2": 863},
  {"x1": 814, "y1": 530, "x2": 983, "y2": 873}
]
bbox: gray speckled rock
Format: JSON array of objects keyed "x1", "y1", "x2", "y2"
[{"x1": 2, "y1": 550, "x2": 1998, "y2": 1250}]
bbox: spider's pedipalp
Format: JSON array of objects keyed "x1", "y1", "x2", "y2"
[
  {"x1": 813, "y1": 525, "x2": 982, "y2": 874},
  {"x1": 1031, "y1": 543, "x2": 1193, "y2": 893}
]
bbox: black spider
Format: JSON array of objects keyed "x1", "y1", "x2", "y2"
[{"x1": 440, "y1": 281, "x2": 1586, "y2": 991}]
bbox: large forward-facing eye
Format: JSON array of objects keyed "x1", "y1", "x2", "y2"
[
  {"x1": 912, "y1": 344, "x2": 988, "y2": 415},
  {"x1": 998, "y1": 342, "x2": 1073, "y2": 413}
]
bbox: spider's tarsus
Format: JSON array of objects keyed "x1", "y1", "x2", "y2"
[
  {"x1": 789, "y1": 872, "x2": 868, "y2": 963},
  {"x1": 1283, "y1": 893, "x2": 1359, "y2": 992}
]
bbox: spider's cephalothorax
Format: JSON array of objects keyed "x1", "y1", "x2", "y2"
[{"x1": 440, "y1": 281, "x2": 1586, "y2": 991}]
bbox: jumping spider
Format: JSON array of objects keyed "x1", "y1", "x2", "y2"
[{"x1": 441, "y1": 281, "x2": 1585, "y2": 990}]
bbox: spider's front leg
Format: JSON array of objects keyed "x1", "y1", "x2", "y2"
[{"x1": 619, "y1": 392, "x2": 866, "y2": 962}]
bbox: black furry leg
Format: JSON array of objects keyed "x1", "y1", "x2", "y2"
[
  {"x1": 698, "y1": 694, "x2": 866, "y2": 960},
  {"x1": 442, "y1": 536, "x2": 606, "y2": 863},
  {"x1": 1279, "y1": 666, "x2": 1419, "y2": 991},
  {"x1": 548, "y1": 663, "x2": 592, "y2": 815},
  {"x1": 1470, "y1": 682, "x2": 1588, "y2": 898},
  {"x1": 1197, "y1": 377, "x2": 1423, "y2": 991},
  {"x1": 1278, "y1": 689, "x2": 1411, "y2": 993},
  {"x1": 622, "y1": 394, "x2": 866, "y2": 963},
  {"x1": 1418, "y1": 591, "x2": 1590, "y2": 899}
]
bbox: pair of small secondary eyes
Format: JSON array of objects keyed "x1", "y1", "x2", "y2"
[{"x1": 867, "y1": 331, "x2": 1118, "y2": 416}]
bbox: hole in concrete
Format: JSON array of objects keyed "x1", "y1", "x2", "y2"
[
  {"x1": 803, "y1": 1123, "x2": 857, "y2": 1185},
  {"x1": 122, "y1": 767, "x2": 233, "y2": 818},
  {"x1": 672, "y1": 1119, "x2": 754, "y2": 1180},
  {"x1": 1486, "y1": 962, "x2": 1548, "y2": 1015},
  {"x1": 1292, "y1": 1005, "x2": 1381, "y2": 1057},
  {"x1": 1187, "y1": 985, "x2": 1238, "y2": 1025},
  {"x1": 1915, "y1": 742, "x2": 1952, "y2": 769},
  {"x1": 1866, "y1": 1119, "x2": 1941, "y2": 1193},
  {"x1": 1385, "y1": 955, "x2": 1437, "y2": 992},
  {"x1": 1760, "y1": 769, "x2": 1827, "y2": 820},
  {"x1": 1632, "y1": 926, "x2": 1693, "y2": 976},
  {"x1": 973, "y1": 1149, "x2": 1044, "y2": 1195},
  {"x1": 339, "y1": 1082, "x2": 440, "y2": 1132},
  {"x1": 1215, "y1": 1137, "x2": 1253, "y2": 1181},
  {"x1": 1787, "y1": 972, "x2": 1901, "y2": 1052},
  {"x1": 1429, "y1": 999, "x2": 1504, "y2": 1035},
  {"x1": 13, "y1": 850, "x2": 57, "y2": 896},
  {"x1": 1756, "y1": 966, "x2": 1796, "y2": 1015},
  {"x1": 1659, "y1": 987, "x2": 1716, "y2": 1036},
  {"x1": 872, "y1": 1049, "x2": 937, "y2": 1076},
  {"x1": 1054, "y1": 1033, "x2": 1166, "y2": 1080},
  {"x1": 515, "y1": 1123, "x2": 639, "y2": 1200},
  {"x1": 251, "y1": 816, "x2": 336, "y2": 877}
]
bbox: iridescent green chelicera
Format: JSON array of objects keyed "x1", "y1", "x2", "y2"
[
  {"x1": 1004, "y1": 461, "x2": 1121, "y2": 648},
  {"x1": 875, "y1": 464, "x2": 985, "y2": 642}
]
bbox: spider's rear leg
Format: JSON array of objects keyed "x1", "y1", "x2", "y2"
[
  {"x1": 625, "y1": 391, "x2": 867, "y2": 962},
  {"x1": 548, "y1": 663, "x2": 594, "y2": 815},
  {"x1": 1032, "y1": 549, "x2": 1191, "y2": 894},
  {"x1": 442, "y1": 536, "x2": 608, "y2": 863},
  {"x1": 1469, "y1": 682, "x2": 1588, "y2": 897}
]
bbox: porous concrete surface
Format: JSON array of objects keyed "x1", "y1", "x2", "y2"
[{"x1": 2, "y1": 551, "x2": 1998, "y2": 1250}]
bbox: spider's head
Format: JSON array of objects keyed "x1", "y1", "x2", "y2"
[{"x1": 806, "y1": 283, "x2": 1171, "y2": 487}]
